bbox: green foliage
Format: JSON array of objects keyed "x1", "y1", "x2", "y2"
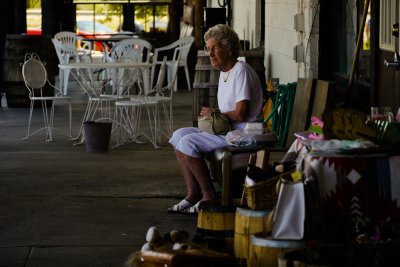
[
  {"x1": 27, "y1": 0, "x2": 40, "y2": 9},
  {"x1": 76, "y1": 1, "x2": 168, "y2": 24},
  {"x1": 135, "y1": 5, "x2": 168, "y2": 20},
  {"x1": 95, "y1": 4, "x2": 122, "y2": 24}
]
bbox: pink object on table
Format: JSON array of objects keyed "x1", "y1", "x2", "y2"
[
  {"x1": 311, "y1": 117, "x2": 324, "y2": 127},
  {"x1": 309, "y1": 132, "x2": 325, "y2": 140}
]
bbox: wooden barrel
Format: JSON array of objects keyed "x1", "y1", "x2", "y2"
[
  {"x1": 197, "y1": 201, "x2": 236, "y2": 236},
  {"x1": 196, "y1": 200, "x2": 236, "y2": 254},
  {"x1": 248, "y1": 234, "x2": 307, "y2": 267},
  {"x1": 192, "y1": 50, "x2": 219, "y2": 126},
  {"x1": 234, "y1": 208, "x2": 272, "y2": 266},
  {"x1": 3, "y1": 34, "x2": 57, "y2": 107}
]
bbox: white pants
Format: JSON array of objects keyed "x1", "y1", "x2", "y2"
[{"x1": 169, "y1": 127, "x2": 228, "y2": 158}]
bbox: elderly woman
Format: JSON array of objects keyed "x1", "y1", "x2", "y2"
[{"x1": 168, "y1": 24, "x2": 263, "y2": 214}]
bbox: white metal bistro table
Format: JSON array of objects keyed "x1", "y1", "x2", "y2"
[
  {"x1": 58, "y1": 62, "x2": 153, "y2": 145},
  {"x1": 81, "y1": 35, "x2": 136, "y2": 62}
]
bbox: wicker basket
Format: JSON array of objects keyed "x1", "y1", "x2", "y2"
[{"x1": 244, "y1": 170, "x2": 294, "y2": 210}]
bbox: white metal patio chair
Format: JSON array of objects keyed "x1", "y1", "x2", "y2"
[
  {"x1": 150, "y1": 36, "x2": 194, "y2": 92},
  {"x1": 54, "y1": 31, "x2": 93, "y2": 54},
  {"x1": 109, "y1": 38, "x2": 152, "y2": 94},
  {"x1": 21, "y1": 53, "x2": 72, "y2": 142},
  {"x1": 52, "y1": 38, "x2": 92, "y2": 95},
  {"x1": 102, "y1": 34, "x2": 136, "y2": 63},
  {"x1": 145, "y1": 55, "x2": 179, "y2": 138},
  {"x1": 113, "y1": 56, "x2": 169, "y2": 148}
]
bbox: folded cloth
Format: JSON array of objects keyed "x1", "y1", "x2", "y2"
[
  {"x1": 310, "y1": 139, "x2": 377, "y2": 151},
  {"x1": 225, "y1": 128, "x2": 277, "y2": 147}
]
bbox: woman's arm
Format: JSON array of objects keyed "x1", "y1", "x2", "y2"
[{"x1": 223, "y1": 100, "x2": 249, "y2": 122}]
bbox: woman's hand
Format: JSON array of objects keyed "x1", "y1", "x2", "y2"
[{"x1": 198, "y1": 107, "x2": 214, "y2": 119}]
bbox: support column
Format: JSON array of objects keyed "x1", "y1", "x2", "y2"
[
  {"x1": 60, "y1": 0, "x2": 76, "y2": 32},
  {"x1": 42, "y1": 0, "x2": 61, "y2": 36},
  {"x1": 14, "y1": 0, "x2": 27, "y2": 34},
  {"x1": 194, "y1": 0, "x2": 206, "y2": 49},
  {"x1": 122, "y1": 4, "x2": 135, "y2": 32},
  {"x1": 0, "y1": 1, "x2": 11, "y2": 97},
  {"x1": 168, "y1": 0, "x2": 182, "y2": 41}
]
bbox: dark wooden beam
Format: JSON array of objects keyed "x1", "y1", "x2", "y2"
[
  {"x1": 194, "y1": 0, "x2": 206, "y2": 49},
  {"x1": 42, "y1": 0, "x2": 61, "y2": 36},
  {"x1": 60, "y1": 0, "x2": 76, "y2": 32},
  {"x1": 14, "y1": 0, "x2": 27, "y2": 34}
]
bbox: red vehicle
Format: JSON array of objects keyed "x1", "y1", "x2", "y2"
[
  {"x1": 27, "y1": 20, "x2": 129, "y2": 52},
  {"x1": 26, "y1": 27, "x2": 42, "y2": 35},
  {"x1": 76, "y1": 20, "x2": 144, "y2": 51},
  {"x1": 76, "y1": 20, "x2": 117, "y2": 51}
]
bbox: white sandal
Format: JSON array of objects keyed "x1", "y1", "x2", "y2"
[
  {"x1": 167, "y1": 199, "x2": 193, "y2": 213},
  {"x1": 182, "y1": 201, "x2": 200, "y2": 215}
]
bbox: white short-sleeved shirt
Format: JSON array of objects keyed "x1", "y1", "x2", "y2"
[
  {"x1": 217, "y1": 61, "x2": 263, "y2": 130},
  {"x1": 169, "y1": 61, "x2": 263, "y2": 158}
]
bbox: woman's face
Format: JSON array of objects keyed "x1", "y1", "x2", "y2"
[{"x1": 206, "y1": 37, "x2": 232, "y2": 71}]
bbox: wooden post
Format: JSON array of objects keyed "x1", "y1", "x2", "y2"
[
  {"x1": 13, "y1": 0, "x2": 26, "y2": 34},
  {"x1": 0, "y1": 1, "x2": 12, "y2": 95},
  {"x1": 194, "y1": 0, "x2": 206, "y2": 49},
  {"x1": 122, "y1": 3, "x2": 135, "y2": 32},
  {"x1": 60, "y1": 0, "x2": 76, "y2": 32},
  {"x1": 221, "y1": 151, "x2": 232, "y2": 206},
  {"x1": 168, "y1": 0, "x2": 181, "y2": 41},
  {"x1": 42, "y1": 0, "x2": 61, "y2": 36},
  {"x1": 348, "y1": 0, "x2": 371, "y2": 88}
]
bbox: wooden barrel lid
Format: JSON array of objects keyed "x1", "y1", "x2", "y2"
[
  {"x1": 236, "y1": 207, "x2": 272, "y2": 217},
  {"x1": 251, "y1": 234, "x2": 307, "y2": 248}
]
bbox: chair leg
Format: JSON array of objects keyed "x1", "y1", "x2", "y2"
[
  {"x1": 41, "y1": 99, "x2": 53, "y2": 142},
  {"x1": 155, "y1": 104, "x2": 162, "y2": 143},
  {"x1": 68, "y1": 101, "x2": 72, "y2": 138},
  {"x1": 115, "y1": 104, "x2": 144, "y2": 146},
  {"x1": 47, "y1": 101, "x2": 55, "y2": 142},
  {"x1": 142, "y1": 104, "x2": 160, "y2": 149},
  {"x1": 59, "y1": 69, "x2": 64, "y2": 95},
  {"x1": 184, "y1": 65, "x2": 191, "y2": 91},
  {"x1": 221, "y1": 151, "x2": 233, "y2": 206},
  {"x1": 167, "y1": 66, "x2": 178, "y2": 93},
  {"x1": 161, "y1": 103, "x2": 169, "y2": 138},
  {"x1": 169, "y1": 101, "x2": 173, "y2": 136},
  {"x1": 162, "y1": 102, "x2": 173, "y2": 138},
  {"x1": 63, "y1": 69, "x2": 70, "y2": 96},
  {"x1": 22, "y1": 100, "x2": 35, "y2": 140},
  {"x1": 142, "y1": 69, "x2": 150, "y2": 95},
  {"x1": 72, "y1": 98, "x2": 98, "y2": 143},
  {"x1": 114, "y1": 105, "x2": 124, "y2": 147},
  {"x1": 150, "y1": 65, "x2": 156, "y2": 89}
]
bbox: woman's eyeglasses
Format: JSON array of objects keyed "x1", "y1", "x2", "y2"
[{"x1": 204, "y1": 46, "x2": 220, "y2": 55}]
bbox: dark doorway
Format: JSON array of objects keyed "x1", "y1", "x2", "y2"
[{"x1": 319, "y1": 0, "x2": 372, "y2": 111}]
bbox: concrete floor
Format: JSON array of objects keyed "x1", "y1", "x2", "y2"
[{"x1": 0, "y1": 80, "x2": 286, "y2": 266}]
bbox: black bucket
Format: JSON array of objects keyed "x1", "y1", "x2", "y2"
[{"x1": 83, "y1": 121, "x2": 112, "y2": 153}]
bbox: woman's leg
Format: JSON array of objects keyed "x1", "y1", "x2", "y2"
[
  {"x1": 188, "y1": 155, "x2": 217, "y2": 201},
  {"x1": 170, "y1": 128, "x2": 226, "y2": 204},
  {"x1": 178, "y1": 151, "x2": 217, "y2": 201},
  {"x1": 174, "y1": 149, "x2": 202, "y2": 204}
]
